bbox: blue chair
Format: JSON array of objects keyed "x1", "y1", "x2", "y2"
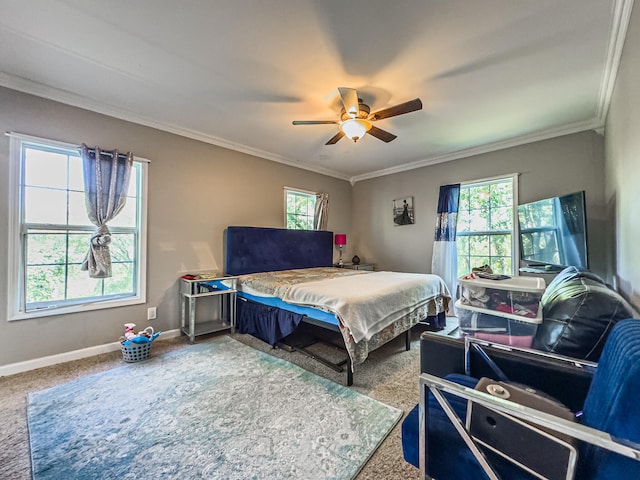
[{"x1": 402, "y1": 319, "x2": 640, "y2": 479}]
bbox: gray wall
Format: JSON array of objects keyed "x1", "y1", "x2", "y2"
[
  {"x1": 1, "y1": 68, "x2": 629, "y2": 368},
  {"x1": 604, "y1": 2, "x2": 640, "y2": 311},
  {"x1": 351, "y1": 131, "x2": 608, "y2": 279},
  {"x1": 0, "y1": 87, "x2": 352, "y2": 366}
]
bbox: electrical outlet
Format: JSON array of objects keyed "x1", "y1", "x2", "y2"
[{"x1": 147, "y1": 307, "x2": 157, "y2": 320}]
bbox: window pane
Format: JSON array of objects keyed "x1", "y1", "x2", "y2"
[
  {"x1": 491, "y1": 234, "x2": 512, "y2": 257},
  {"x1": 104, "y1": 262, "x2": 135, "y2": 295},
  {"x1": 26, "y1": 265, "x2": 66, "y2": 303},
  {"x1": 491, "y1": 181, "x2": 512, "y2": 207},
  {"x1": 458, "y1": 188, "x2": 470, "y2": 212},
  {"x1": 68, "y1": 155, "x2": 84, "y2": 191},
  {"x1": 110, "y1": 234, "x2": 135, "y2": 262},
  {"x1": 67, "y1": 264, "x2": 102, "y2": 299},
  {"x1": 24, "y1": 148, "x2": 68, "y2": 189},
  {"x1": 469, "y1": 235, "x2": 490, "y2": 256},
  {"x1": 491, "y1": 206, "x2": 512, "y2": 230},
  {"x1": 470, "y1": 185, "x2": 491, "y2": 211},
  {"x1": 26, "y1": 232, "x2": 67, "y2": 265},
  {"x1": 457, "y1": 256, "x2": 471, "y2": 279},
  {"x1": 68, "y1": 191, "x2": 92, "y2": 226},
  {"x1": 492, "y1": 257, "x2": 512, "y2": 275},
  {"x1": 110, "y1": 199, "x2": 137, "y2": 227},
  {"x1": 126, "y1": 167, "x2": 138, "y2": 197},
  {"x1": 457, "y1": 236, "x2": 470, "y2": 256},
  {"x1": 68, "y1": 233, "x2": 92, "y2": 263},
  {"x1": 469, "y1": 255, "x2": 490, "y2": 270},
  {"x1": 468, "y1": 208, "x2": 489, "y2": 231},
  {"x1": 24, "y1": 187, "x2": 68, "y2": 224},
  {"x1": 457, "y1": 210, "x2": 471, "y2": 232}
]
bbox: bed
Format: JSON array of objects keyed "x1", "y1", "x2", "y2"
[{"x1": 225, "y1": 226, "x2": 451, "y2": 385}]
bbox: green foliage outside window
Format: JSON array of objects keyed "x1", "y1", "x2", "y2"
[
  {"x1": 457, "y1": 178, "x2": 514, "y2": 277},
  {"x1": 20, "y1": 143, "x2": 140, "y2": 313},
  {"x1": 286, "y1": 190, "x2": 316, "y2": 230}
]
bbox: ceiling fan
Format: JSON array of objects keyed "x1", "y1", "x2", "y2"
[{"x1": 292, "y1": 87, "x2": 423, "y2": 145}]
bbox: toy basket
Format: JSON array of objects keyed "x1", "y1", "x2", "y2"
[{"x1": 121, "y1": 341, "x2": 153, "y2": 362}]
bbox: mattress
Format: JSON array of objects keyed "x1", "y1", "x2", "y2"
[{"x1": 233, "y1": 267, "x2": 451, "y2": 365}]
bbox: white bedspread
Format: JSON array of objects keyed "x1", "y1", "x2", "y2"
[{"x1": 281, "y1": 271, "x2": 451, "y2": 343}]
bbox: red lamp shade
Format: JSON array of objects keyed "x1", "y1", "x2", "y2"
[{"x1": 334, "y1": 234, "x2": 347, "y2": 246}]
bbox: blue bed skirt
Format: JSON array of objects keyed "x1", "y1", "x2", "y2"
[{"x1": 236, "y1": 292, "x2": 339, "y2": 346}]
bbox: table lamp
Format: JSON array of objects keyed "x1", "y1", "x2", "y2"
[{"x1": 335, "y1": 233, "x2": 347, "y2": 266}]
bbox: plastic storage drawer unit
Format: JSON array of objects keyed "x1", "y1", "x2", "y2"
[
  {"x1": 458, "y1": 275, "x2": 546, "y2": 319},
  {"x1": 456, "y1": 301, "x2": 542, "y2": 347}
]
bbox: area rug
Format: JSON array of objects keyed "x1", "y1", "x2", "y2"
[{"x1": 27, "y1": 336, "x2": 402, "y2": 480}]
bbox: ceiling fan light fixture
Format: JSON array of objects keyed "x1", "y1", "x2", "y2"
[{"x1": 340, "y1": 118, "x2": 371, "y2": 142}]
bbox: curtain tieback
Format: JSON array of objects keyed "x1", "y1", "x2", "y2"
[{"x1": 91, "y1": 225, "x2": 112, "y2": 247}]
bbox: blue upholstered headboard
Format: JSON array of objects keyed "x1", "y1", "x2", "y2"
[{"x1": 225, "y1": 226, "x2": 334, "y2": 275}]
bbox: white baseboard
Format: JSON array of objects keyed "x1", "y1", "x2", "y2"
[{"x1": 0, "y1": 328, "x2": 183, "y2": 377}]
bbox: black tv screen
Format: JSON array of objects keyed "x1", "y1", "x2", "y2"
[{"x1": 518, "y1": 191, "x2": 588, "y2": 269}]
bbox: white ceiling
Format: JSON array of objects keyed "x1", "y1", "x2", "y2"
[{"x1": 0, "y1": 0, "x2": 633, "y2": 182}]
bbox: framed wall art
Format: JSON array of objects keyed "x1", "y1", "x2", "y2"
[{"x1": 393, "y1": 196, "x2": 414, "y2": 226}]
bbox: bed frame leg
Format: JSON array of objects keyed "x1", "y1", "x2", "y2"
[
  {"x1": 405, "y1": 329, "x2": 411, "y2": 351},
  {"x1": 346, "y1": 356, "x2": 353, "y2": 386}
]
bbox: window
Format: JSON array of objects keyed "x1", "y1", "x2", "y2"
[
  {"x1": 456, "y1": 175, "x2": 517, "y2": 277},
  {"x1": 284, "y1": 188, "x2": 316, "y2": 230},
  {"x1": 7, "y1": 134, "x2": 148, "y2": 320}
]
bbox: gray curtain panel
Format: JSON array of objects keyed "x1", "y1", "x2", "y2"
[
  {"x1": 314, "y1": 192, "x2": 329, "y2": 230},
  {"x1": 81, "y1": 144, "x2": 133, "y2": 278}
]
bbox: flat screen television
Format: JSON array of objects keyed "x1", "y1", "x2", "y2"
[{"x1": 517, "y1": 190, "x2": 588, "y2": 270}]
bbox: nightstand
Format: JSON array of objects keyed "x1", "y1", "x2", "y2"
[
  {"x1": 179, "y1": 273, "x2": 237, "y2": 343},
  {"x1": 334, "y1": 262, "x2": 375, "y2": 271}
]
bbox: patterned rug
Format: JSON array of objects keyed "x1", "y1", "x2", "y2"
[{"x1": 27, "y1": 336, "x2": 402, "y2": 479}]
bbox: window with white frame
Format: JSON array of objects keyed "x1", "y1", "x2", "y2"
[
  {"x1": 456, "y1": 175, "x2": 517, "y2": 277},
  {"x1": 7, "y1": 134, "x2": 147, "y2": 320},
  {"x1": 284, "y1": 188, "x2": 316, "y2": 230}
]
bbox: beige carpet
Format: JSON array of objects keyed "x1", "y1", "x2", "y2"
[{"x1": 0, "y1": 323, "x2": 456, "y2": 479}]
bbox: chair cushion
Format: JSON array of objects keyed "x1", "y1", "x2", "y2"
[
  {"x1": 578, "y1": 318, "x2": 640, "y2": 479},
  {"x1": 402, "y1": 374, "x2": 537, "y2": 479},
  {"x1": 402, "y1": 373, "x2": 476, "y2": 468}
]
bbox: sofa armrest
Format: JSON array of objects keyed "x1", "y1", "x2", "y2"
[{"x1": 420, "y1": 332, "x2": 594, "y2": 412}]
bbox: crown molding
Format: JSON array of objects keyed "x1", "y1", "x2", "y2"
[
  {"x1": 349, "y1": 118, "x2": 603, "y2": 183},
  {"x1": 596, "y1": 0, "x2": 635, "y2": 123},
  {"x1": 0, "y1": 72, "x2": 606, "y2": 186},
  {"x1": 0, "y1": 73, "x2": 610, "y2": 185},
  {"x1": 2, "y1": 0, "x2": 631, "y2": 190},
  {"x1": 0, "y1": 73, "x2": 351, "y2": 182}
]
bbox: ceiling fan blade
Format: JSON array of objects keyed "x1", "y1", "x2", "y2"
[
  {"x1": 371, "y1": 98, "x2": 422, "y2": 121},
  {"x1": 338, "y1": 87, "x2": 359, "y2": 118},
  {"x1": 292, "y1": 120, "x2": 338, "y2": 125},
  {"x1": 325, "y1": 131, "x2": 345, "y2": 145},
  {"x1": 367, "y1": 125, "x2": 397, "y2": 143}
]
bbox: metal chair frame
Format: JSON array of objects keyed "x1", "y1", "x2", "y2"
[{"x1": 418, "y1": 337, "x2": 640, "y2": 480}]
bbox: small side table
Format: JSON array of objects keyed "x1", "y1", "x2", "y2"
[
  {"x1": 334, "y1": 262, "x2": 375, "y2": 271},
  {"x1": 179, "y1": 273, "x2": 237, "y2": 343}
]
